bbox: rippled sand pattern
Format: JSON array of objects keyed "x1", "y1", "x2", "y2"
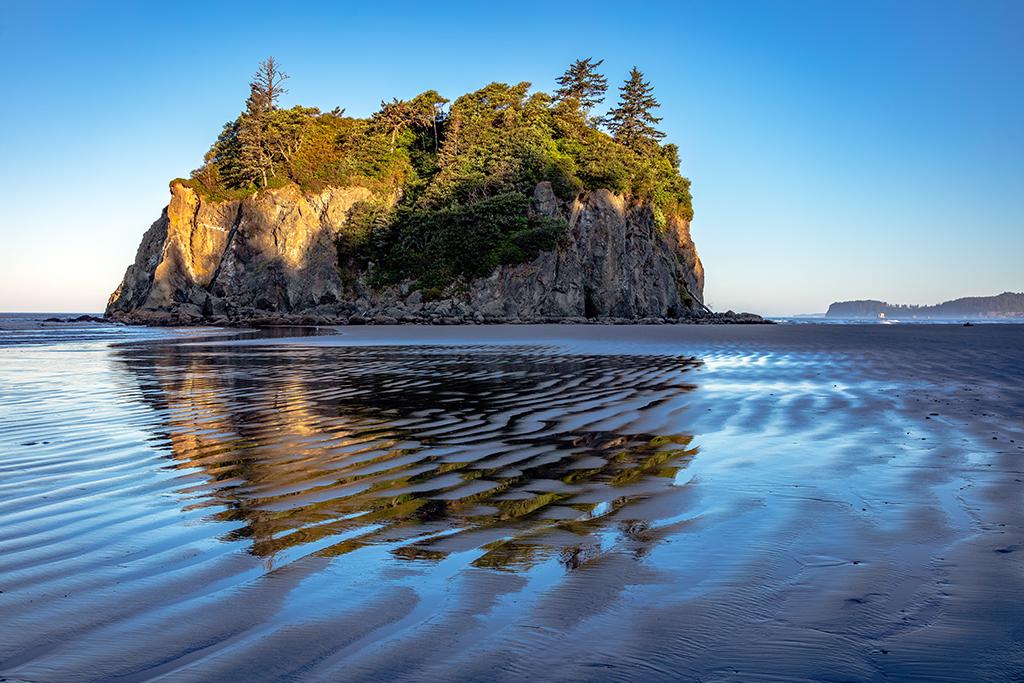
[
  {"x1": 1, "y1": 324, "x2": 1022, "y2": 681},
  {"x1": 119, "y1": 343, "x2": 701, "y2": 571}
]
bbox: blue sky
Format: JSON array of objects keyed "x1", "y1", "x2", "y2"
[{"x1": 0, "y1": 1, "x2": 1021, "y2": 315}]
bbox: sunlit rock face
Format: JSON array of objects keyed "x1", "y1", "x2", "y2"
[
  {"x1": 106, "y1": 181, "x2": 704, "y2": 324},
  {"x1": 106, "y1": 183, "x2": 374, "y2": 323}
]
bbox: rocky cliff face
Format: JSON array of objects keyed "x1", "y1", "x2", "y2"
[{"x1": 107, "y1": 181, "x2": 705, "y2": 325}]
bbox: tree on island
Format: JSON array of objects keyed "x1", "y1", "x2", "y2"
[
  {"x1": 373, "y1": 90, "x2": 448, "y2": 152},
  {"x1": 248, "y1": 56, "x2": 289, "y2": 113},
  {"x1": 606, "y1": 67, "x2": 665, "y2": 150},
  {"x1": 554, "y1": 57, "x2": 608, "y2": 113},
  {"x1": 236, "y1": 57, "x2": 291, "y2": 187},
  {"x1": 373, "y1": 98, "x2": 415, "y2": 151}
]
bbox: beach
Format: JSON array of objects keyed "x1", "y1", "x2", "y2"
[{"x1": 1, "y1": 322, "x2": 1022, "y2": 681}]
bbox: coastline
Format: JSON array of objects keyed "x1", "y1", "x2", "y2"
[{"x1": 107, "y1": 311, "x2": 771, "y2": 327}]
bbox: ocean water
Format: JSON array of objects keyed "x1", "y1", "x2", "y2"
[{"x1": 1, "y1": 319, "x2": 1022, "y2": 680}]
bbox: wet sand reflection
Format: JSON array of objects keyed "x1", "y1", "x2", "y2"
[{"x1": 116, "y1": 342, "x2": 702, "y2": 572}]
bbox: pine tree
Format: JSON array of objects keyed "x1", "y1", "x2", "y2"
[
  {"x1": 606, "y1": 67, "x2": 665, "y2": 150},
  {"x1": 249, "y1": 56, "x2": 289, "y2": 114},
  {"x1": 372, "y1": 91, "x2": 448, "y2": 152},
  {"x1": 236, "y1": 112, "x2": 271, "y2": 188},
  {"x1": 237, "y1": 57, "x2": 290, "y2": 187},
  {"x1": 408, "y1": 90, "x2": 448, "y2": 152},
  {"x1": 554, "y1": 58, "x2": 608, "y2": 112},
  {"x1": 373, "y1": 98, "x2": 415, "y2": 151}
]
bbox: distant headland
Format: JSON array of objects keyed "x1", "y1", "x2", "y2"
[
  {"x1": 826, "y1": 292, "x2": 1024, "y2": 319},
  {"x1": 106, "y1": 58, "x2": 764, "y2": 326}
]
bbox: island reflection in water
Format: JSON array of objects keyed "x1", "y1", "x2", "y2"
[{"x1": 115, "y1": 340, "x2": 702, "y2": 573}]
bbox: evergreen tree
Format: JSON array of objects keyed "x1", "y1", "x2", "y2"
[
  {"x1": 606, "y1": 67, "x2": 665, "y2": 150},
  {"x1": 249, "y1": 56, "x2": 289, "y2": 114},
  {"x1": 372, "y1": 91, "x2": 448, "y2": 152},
  {"x1": 373, "y1": 98, "x2": 415, "y2": 151},
  {"x1": 236, "y1": 113, "x2": 272, "y2": 187},
  {"x1": 236, "y1": 57, "x2": 291, "y2": 187},
  {"x1": 408, "y1": 90, "x2": 448, "y2": 152},
  {"x1": 554, "y1": 58, "x2": 608, "y2": 112}
]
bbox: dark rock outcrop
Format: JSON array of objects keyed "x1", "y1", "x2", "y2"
[
  {"x1": 107, "y1": 180, "x2": 713, "y2": 325},
  {"x1": 467, "y1": 183, "x2": 703, "y2": 320}
]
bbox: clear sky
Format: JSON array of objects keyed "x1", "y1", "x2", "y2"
[{"x1": 0, "y1": 1, "x2": 1021, "y2": 315}]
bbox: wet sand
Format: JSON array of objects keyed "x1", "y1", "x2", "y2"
[{"x1": 1, "y1": 324, "x2": 1022, "y2": 681}]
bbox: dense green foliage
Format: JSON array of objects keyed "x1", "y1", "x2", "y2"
[
  {"x1": 184, "y1": 58, "x2": 693, "y2": 289},
  {"x1": 339, "y1": 193, "x2": 567, "y2": 290}
]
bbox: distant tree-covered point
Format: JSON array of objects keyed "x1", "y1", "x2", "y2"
[{"x1": 826, "y1": 292, "x2": 1024, "y2": 319}]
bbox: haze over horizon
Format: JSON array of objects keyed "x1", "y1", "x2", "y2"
[{"x1": 0, "y1": 1, "x2": 1021, "y2": 316}]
